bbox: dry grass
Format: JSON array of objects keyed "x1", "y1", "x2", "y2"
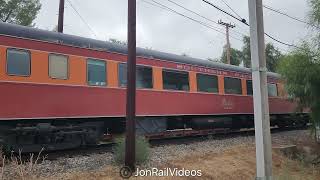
[
  {"x1": 0, "y1": 148, "x2": 46, "y2": 180},
  {"x1": 45, "y1": 144, "x2": 320, "y2": 180}
]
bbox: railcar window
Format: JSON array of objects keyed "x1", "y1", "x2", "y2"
[
  {"x1": 247, "y1": 80, "x2": 253, "y2": 95},
  {"x1": 224, "y1": 77, "x2": 242, "y2": 95},
  {"x1": 268, "y1": 83, "x2": 278, "y2": 97},
  {"x1": 197, "y1": 74, "x2": 218, "y2": 93},
  {"x1": 163, "y1": 69, "x2": 189, "y2": 91},
  {"x1": 118, "y1": 63, "x2": 153, "y2": 89},
  {"x1": 7, "y1": 49, "x2": 30, "y2": 76},
  {"x1": 87, "y1": 59, "x2": 106, "y2": 86},
  {"x1": 49, "y1": 54, "x2": 68, "y2": 80}
]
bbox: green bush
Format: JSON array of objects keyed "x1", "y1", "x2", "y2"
[
  {"x1": 113, "y1": 136, "x2": 150, "y2": 165},
  {"x1": 278, "y1": 43, "x2": 320, "y2": 136}
]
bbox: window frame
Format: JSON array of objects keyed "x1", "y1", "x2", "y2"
[
  {"x1": 118, "y1": 62, "x2": 154, "y2": 89},
  {"x1": 246, "y1": 79, "x2": 253, "y2": 96},
  {"x1": 48, "y1": 53, "x2": 69, "y2": 80},
  {"x1": 268, "y1": 83, "x2": 278, "y2": 97},
  {"x1": 162, "y1": 68, "x2": 190, "y2": 92},
  {"x1": 6, "y1": 48, "x2": 31, "y2": 77},
  {"x1": 86, "y1": 58, "x2": 107, "y2": 87},
  {"x1": 196, "y1": 73, "x2": 219, "y2": 93},
  {"x1": 246, "y1": 80, "x2": 279, "y2": 97},
  {"x1": 224, "y1": 76, "x2": 243, "y2": 95}
]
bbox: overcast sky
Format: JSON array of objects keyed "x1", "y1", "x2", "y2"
[{"x1": 35, "y1": 0, "x2": 312, "y2": 60}]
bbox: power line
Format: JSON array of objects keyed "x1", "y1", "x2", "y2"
[
  {"x1": 165, "y1": 0, "x2": 246, "y2": 37},
  {"x1": 264, "y1": 33, "x2": 296, "y2": 47},
  {"x1": 220, "y1": 0, "x2": 242, "y2": 20},
  {"x1": 166, "y1": 0, "x2": 219, "y2": 25},
  {"x1": 201, "y1": 0, "x2": 299, "y2": 48},
  {"x1": 141, "y1": 0, "x2": 243, "y2": 41},
  {"x1": 218, "y1": 0, "x2": 250, "y2": 34},
  {"x1": 263, "y1": 5, "x2": 319, "y2": 29},
  {"x1": 66, "y1": 0, "x2": 98, "y2": 38},
  {"x1": 202, "y1": 0, "x2": 248, "y2": 25}
]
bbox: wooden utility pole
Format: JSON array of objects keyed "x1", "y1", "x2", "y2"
[
  {"x1": 218, "y1": 20, "x2": 235, "y2": 64},
  {"x1": 248, "y1": 0, "x2": 273, "y2": 179},
  {"x1": 125, "y1": 0, "x2": 136, "y2": 171},
  {"x1": 58, "y1": 0, "x2": 65, "y2": 33}
]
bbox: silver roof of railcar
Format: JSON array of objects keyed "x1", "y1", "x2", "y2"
[{"x1": 0, "y1": 22, "x2": 280, "y2": 78}]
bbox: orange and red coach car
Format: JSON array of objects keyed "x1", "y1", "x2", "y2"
[{"x1": 0, "y1": 22, "x2": 308, "y2": 152}]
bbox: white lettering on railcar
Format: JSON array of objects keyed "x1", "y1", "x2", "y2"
[
  {"x1": 222, "y1": 98, "x2": 234, "y2": 110},
  {"x1": 175, "y1": 64, "x2": 252, "y2": 80}
]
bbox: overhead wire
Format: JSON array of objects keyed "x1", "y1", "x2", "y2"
[
  {"x1": 166, "y1": 0, "x2": 219, "y2": 25},
  {"x1": 202, "y1": 0, "x2": 248, "y2": 25},
  {"x1": 217, "y1": 0, "x2": 250, "y2": 34},
  {"x1": 66, "y1": 0, "x2": 98, "y2": 38},
  {"x1": 141, "y1": 0, "x2": 243, "y2": 41},
  {"x1": 201, "y1": 0, "x2": 299, "y2": 48},
  {"x1": 165, "y1": 0, "x2": 247, "y2": 37},
  {"x1": 220, "y1": 0, "x2": 242, "y2": 20},
  {"x1": 263, "y1": 5, "x2": 319, "y2": 29}
]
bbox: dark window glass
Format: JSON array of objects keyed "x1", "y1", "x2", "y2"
[
  {"x1": 197, "y1": 74, "x2": 218, "y2": 93},
  {"x1": 268, "y1": 83, "x2": 278, "y2": 97},
  {"x1": 7, "y1": 49, "x2": 30, "y2": 76},
  {"x1": 119, "y1": 63, "x2": 127, "y2": 87},
  {"x1": 224, "y1": 77, "x2": 242, "y2": 95},
  {"x1": 163, "y1": 69, "x2": 189, "y2": 91},
  {"x1": 119, "y1": 63, "x2": 153, "y2": 89},
  {"x1": 87, "y1": 59, "x2": 106, "y2": 86},
  {"x1": 247, "y1": 80, "x2": 253, "y2": 95}
]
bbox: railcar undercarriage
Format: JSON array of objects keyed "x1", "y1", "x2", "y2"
[{"x1": 0, "y1": 113, "x2": 309, "y2": 153}]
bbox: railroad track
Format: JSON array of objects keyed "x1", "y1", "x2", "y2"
[
  {"x1": 149, "y1": 126, "x2": 308, "y2": 147},
  {"x1": 17, "y1": 126, "x2": 307, "y2": 161},
  {"x1": 45, "y1": 142, "x2": 116, "y2": 161}
]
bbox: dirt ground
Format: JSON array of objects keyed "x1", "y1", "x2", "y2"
[
  {"x1": 48, "y1": 144, "x2": 320, "y2": 180},
  {"x1": 5, "y1": 130, "x2": 316, "y2": 180}
]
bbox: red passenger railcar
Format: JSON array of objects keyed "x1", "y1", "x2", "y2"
[{"x1": 0, "y1": 23, "x2": 308, "y2": 152}]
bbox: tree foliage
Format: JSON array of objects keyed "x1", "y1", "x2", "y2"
[
  {"x1": 309, "y1": 0, "x2": 320, "y2": 48},
  {"x1": 277, "y1": 0, "x2": 320, "y2": 135},
  {"x1": 309, "y1": 0, "x2": 320, "y2": 27},
  {"x1": 242, "y1": 36, "x2": 251, "y2": 68},
  {"x1": 265, "y1": 43, "x2": 283, "y2": 72},
  {"x1": 220, "y1": 46, "x2": 243, "y2": 66},
  {"x1": 0, "y1": 0, "x2": 41, "y2": 26},
  {"x1": 278, "y1": 43, "x2": 320, "y2": 127},
  {"x1": 241, "y1": 35, "x2": 282, "y2": 72}
]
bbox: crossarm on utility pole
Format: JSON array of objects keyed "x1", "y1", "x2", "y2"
[{"x1": 218, "y1": 20, "x2": 235, "y2": 64}]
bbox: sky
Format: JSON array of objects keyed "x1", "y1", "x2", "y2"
[{"x1": 34, "y1": 0, "x2": 312, "y2": 60}]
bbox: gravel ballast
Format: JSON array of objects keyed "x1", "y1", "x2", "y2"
[{"x1": 1, "y1": 129, "x2": 309, "y2": 179}]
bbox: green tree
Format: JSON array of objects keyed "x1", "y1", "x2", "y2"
[
  {"x1": 220, "y1": 46, "x2": 243, "y2": 66},
  {"x1": 309, "y1": 0, "x2": 320, "y2": 48},
  {"x1": 241, "y1": 35, "x2": 282, "y2": 72},
  {"x1": 278, "y1": 43, "x2": 320, "y2": 129},
  {"x1": 0, "y1": 0, "x2": 41, "y2": 26},
  {"x1": 242, "y1": 36, "x2": 251, "y2": 68},
  {"x1": 309, "y1": 0, "x2": 320, "y2": 27},
  {"x1": 278, "y1": 0, "x2": 320, "y2": 134},
  {"x1": 265, "y1": 43, "x2": 283, "y2": 72}
]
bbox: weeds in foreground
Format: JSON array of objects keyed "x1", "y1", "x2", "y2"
[
  {"x1": 275, "y1": 154, "x2": 319, "y2": 180},
  {"x1": 0, "y1": 148, "x2": 46, "y2": 180}
]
